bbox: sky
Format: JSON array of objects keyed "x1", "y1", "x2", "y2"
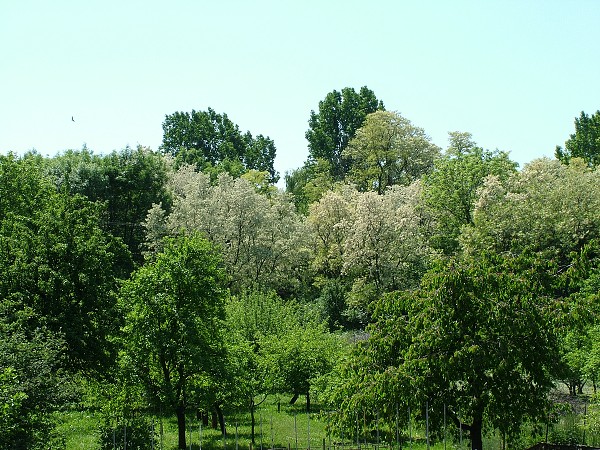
[{"x1": 2, "y1": 1, "x2": 600, "y2": 183}]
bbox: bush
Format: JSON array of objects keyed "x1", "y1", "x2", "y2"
[{"x1": 98, "y1": 416, "x2": 157, "y2": 450}]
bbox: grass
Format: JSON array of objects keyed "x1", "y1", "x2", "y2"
[
  {"x1": 62, "y1": 393, "x2": 597, "y2": 450},
  {"x1": 54, "y1": 410, "x2": 100, "y2": 450},
  {"x1": 56, "y1": 396, "x2": 475, "y2": 450}
]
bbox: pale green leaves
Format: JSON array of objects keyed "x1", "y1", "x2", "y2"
[
  {"x1": 343, "y1": 111, "x2": 440, "y2": 194},
  {"x1": 144, "y1": 167, "x2": 310, "y2": 294}
]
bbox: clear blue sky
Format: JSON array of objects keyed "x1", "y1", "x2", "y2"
[{"x1": 2, "y1": 1, "x2": 599, "y2": 180}]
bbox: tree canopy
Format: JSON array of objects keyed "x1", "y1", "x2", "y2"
[
  {"x1": 306, "y1": 86, "x2": 384, "y2": 181},
  {"x1": 144, "y1": 167, "x2": 310, "y2": 297},
  {"x1": 344, "y1": 110, "x2": 440, "y2": 193},
  {"x1": 45, "y1": 145, "x2": 171, "y2": 264},
  {"x1": 421, "y1": 132, "x2": 517, "y2": 255},
  {"x1": 119, "y1": 234, "x2": 229, "y2": 450},
  {"x1": 3, "y1": 91, "x2": 600, "y2": 449},
  {"x1": 0, "y1": 153, "x2": 131, "y2": 374},
  {"x1": 556, "y1": 110, "x2": 600, "y2": 167},
  {"x1": 327, "y1": 252, "x2": 563, "y2": 450},
  {"x1": 161, "y1": 107, "x2": 278, "y2": 182}
]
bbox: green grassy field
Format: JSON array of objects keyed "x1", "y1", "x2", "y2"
[
  {"x1": 60, "y1": 393, "x2": 600, "y2": 450},
  {"x1": 56, "y1": 395, "x2": 479, "y2": 450}
]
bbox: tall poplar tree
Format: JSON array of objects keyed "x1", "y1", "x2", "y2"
[
  {"x1": 306, "y1": 86, "x2": 384, "y2": 181},
  {"x1": 556, "y1": 110, "x2": 600, "y2": 167}
]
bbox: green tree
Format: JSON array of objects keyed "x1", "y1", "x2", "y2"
[
  {"x1": 46, "y1": 145, "x2": 171, "y2": 264},
  {"x1": 0, "y1": 320, "x2": 68, "y2": 450},
  {"x1": 461, "y1": 160, "x2": 600, "y2": 404},
  {"x1": 306, "y1": 86, "x2": 384, "y2": 181},
  {"x1": 421, "y1": 132, "x2": 517, "y2": 255},
  {"x1": 119, "y1": 234, "x2": 228, "y2": 450},
  {"x1": 161, "y1": 107, "x2": 278, "y2": 181},
  {"x1": 225, "y1": 291, "x2": 299, "y2": 442},
  {"x1": 0, "y1": 153, "x2": 53, "y2": 219},
  {"x1": 285, "y1": 159, "x2": 335, "y2": 214},
  {"x1": 0, "y1": 153, "x2": 131, "y2": 374},
  {"x1": 261, "y1": 321, "x2": 343, "y2": 411},
  {"x1": 556, "y1": 110, "x2": 600, "y2": 167},
  {"x1": 344, "y1": 111, "x2": 440, "y2": 193},
  {"x1": 328, "y1": 252, "x2": 562, "y2": 450}
]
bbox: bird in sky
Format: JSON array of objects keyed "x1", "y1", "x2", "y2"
[{"x1": 71, "y1": 116, "x2": 75, "y2": 122}]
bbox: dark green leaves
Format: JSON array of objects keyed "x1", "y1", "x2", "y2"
[
  {"x1": 306, "y1": 86, "x2": 384, "y2": 181},
  {"x1": 161, "y1": 108, "x2": 279, "y2": 182},
  {"x1": 556, "y1": 110, "x2": 600, "y2": 167}
]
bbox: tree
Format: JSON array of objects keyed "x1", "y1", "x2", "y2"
[
  {"x1": 0, "y1": 152, "x2": 53, "y2": 220},
  {"x1": 161, "y1": 107, "x2": 278, "y2": 181},
  {"x1": 344, "y1": 111, "x2": 440, "y2": 193},
  {"x1": 462, "y1": 158, "x2": 600, "y2": 263},
  {"x1": 307, "y1": 183, "x2": 434, "y2": 328},
  {"x1": 421, "y1": 132, "x2": 517, "y2": 255},
  {"x1": 144, "y1": 168, "x2": 310, "y2": 297},
  {"x1": 0, "y1": 153, "x2": 131, "y2": 374},
  {"x1": 343, "y1": 185, "x2": 433, "y2": 295},
  {"x1": 306, "y1": 86, "x2": 384, "y2": 181},
  {"x1": 459, "y1": 158, "x2": 600, "y2": 405},
  {"x1": 261, "y1": 320, "x2": 343, "y2": 411},
  {"x1": 327, "y1": 252, "x2": 562, "y2": 450},
  {"x1": 0, "y1": 318, "x2": 68, "y2": 449},
  {"x1": 225, "y1": 291, "x2": 300, "y2": 443},
  {"x1": 285, "y1": 159, "x2": 335, "y2": 214},
  {"x1": 307, "y1": 186, "x2": 355, "y2": 280},
  {"x1": 45, "y1": 145, "x2": 171, "y2": 264},
  {"x1": 119, "y1": 234, "x2": 228, "y2": 450},
  {"x1": 556, "y1": 110, "x2": 600, "y2": 167}
]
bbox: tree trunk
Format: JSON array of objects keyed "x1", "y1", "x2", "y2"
[
  {"x1": 470, "y1": 416, "x2": 483, "y2": 450},
  {"x1": 215, "y1": 403, "x2": 226, "y2": 435},
  {"x1": 289, "y1": 392, "x2": 299, "y2": 404},
  {"x1": 176, "y1": 403, "x2": 187, "y2": 450},
  {"x1": 250, "y1": 398, "x2": 256, "y2": 444},
  {"x1": 306, "y1": 391, "x2": 311, "y2": 412}
]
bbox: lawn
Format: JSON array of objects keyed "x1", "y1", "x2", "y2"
[
  {"x1": 61, "y1": 393, "x2": 590, "y2": 450},
  {"x1": 57, "y1": 394, "x2": 474, "y2": 450}
]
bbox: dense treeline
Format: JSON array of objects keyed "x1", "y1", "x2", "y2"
[{"x1": 1, "y1": 90, "x2": 600, "y2": 449}]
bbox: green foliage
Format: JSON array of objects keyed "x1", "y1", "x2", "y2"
[
  {"x1": 261, "y1": 322, "x2": 344, "y2": 410},
  {"x1": 226, "y1": 290, "x2": 344, "y2": 413},
  {"x1": 421, "y1": 132, "x2": 517, "y2": 255},
  {"x1": 225, "y1": 290, "x2": 310, "y2": 441},
  {"x1": 556, "y1": 110, "x2": 600, "y2": 167},
  {"x1": 119, "y1": 233, "x2": 229, "y2": 449},
  {"x1": 306, "y1": 86, "x2": 384, "y2": 181},
  {"x1": 326, "y1": 252, "x2": 562, "y2": 450},
  {"x1": 315, "y1": 278, "x2": 352, "y2": 330},
  {"x1": 45, "y1": 145, "x2": 171, "y2": 263},
  {"x1": 226, "y1": 291, "x2": 300, "y2": 347},
  {"x1": 0, "y1": 152, "x2": 54, "y2": 218},
  {"x1": 161, "y1": 107, "x2": 279, "y2": 182},
  {"x1": 0, "y1": 153, "x2": 131, "y2": 374},
  {"x1": 0, "y1": 323, "x2": 69, "y2": 450},
  {"x1": 285, "y1": 159, "x2": 336, "y2": 214},
  {"x1": 344, "y1": 110, "x2": 440, "y2": 193}
]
